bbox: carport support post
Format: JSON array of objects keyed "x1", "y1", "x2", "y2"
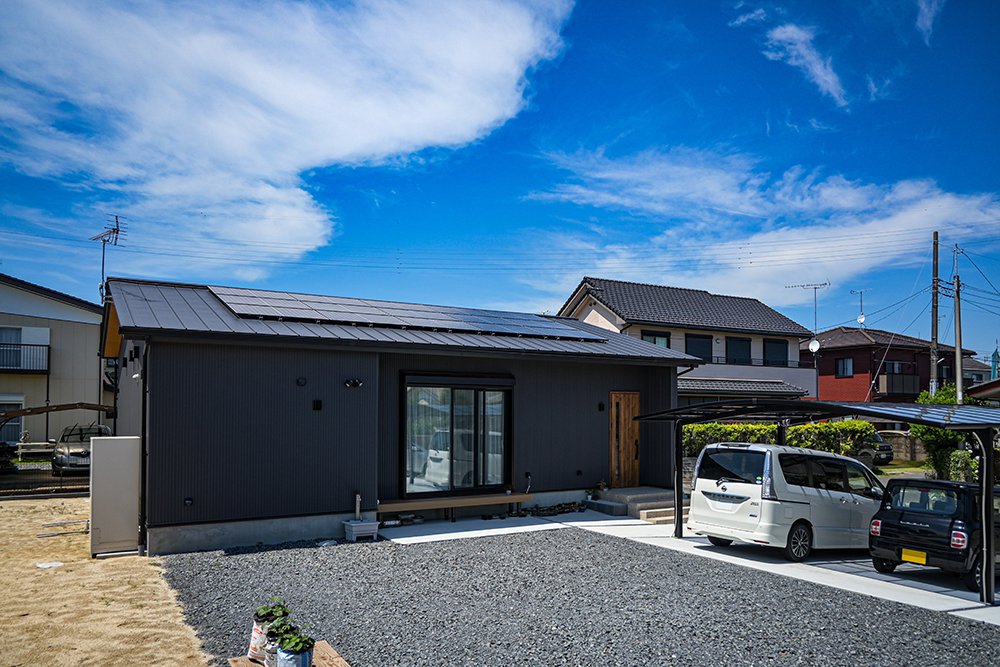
[
  {"x1": 976, "y1": 428, "x2": 995, "y2": 605},
  {"x1": 673, "y1": 420, "x2": 684, "y2": 539}
]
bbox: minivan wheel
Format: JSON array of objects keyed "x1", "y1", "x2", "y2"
[
  {"x1": 872, "y1": 557, "x2": 898, "y2": 574},
  {"x1": 707, "y1": 536, "x2": 733, "y2": 547},
  {"x1": 962, "y1": 556, "x2": 982, "y2": 593},
  {"x1": 783, "y1": 522, "x2": 812, "y2": 562}
]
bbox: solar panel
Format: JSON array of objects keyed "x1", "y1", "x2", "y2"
[{"x1": 207, "y1": 286, "x2": 605, "y2": 341}]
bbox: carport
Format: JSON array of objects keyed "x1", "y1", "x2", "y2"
[{"x1": 636, "y1": 399, "x2": 1000, "y2": 604}]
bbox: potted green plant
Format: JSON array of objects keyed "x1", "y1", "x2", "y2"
[
  {"x1": 247, "y1": 597, "x2": 290, "y2": 662},
  {"x1": 585, "y1": 488, "x2": 598, "y2": 501},
  {"x1": 275, "y1": 621, "x2": 315, "y2": 667},
  {"x1": 504, "y1": 483, "x2": 513, "y2": 495}
]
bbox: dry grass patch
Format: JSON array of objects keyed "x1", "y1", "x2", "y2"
[{"x1": 1, "y1": 496, "x2": 211, "y2": 666}]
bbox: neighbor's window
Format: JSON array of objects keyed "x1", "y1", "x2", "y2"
[
  {"x1": 726, "y1": 337, "x2": 752, "y2": 365},
  {"x1": 0, "y1": 328, "x2": 22, "y2": 370},
  {"x1": 0, "y1": 401, "x2": 23, "y2": 444},
  {"x1": 641, "y1": 330, "x2": 670, "y2": 348},
  {"x1": 835, "y1": 357, "x2": 854, "y2": 378},
  {"x1": 405, "y1": 383, "x2": 509, "y2": 494},
  {"x1": 686, "y1": 334, "x2": 713, "y2": 362},
  {"x1": 764, "y1": 339, "x2": 788, "y2": 367}
]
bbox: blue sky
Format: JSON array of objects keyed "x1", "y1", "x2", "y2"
[{"x1": 2, "y1": 0, "x2": 998, "y2": 361}]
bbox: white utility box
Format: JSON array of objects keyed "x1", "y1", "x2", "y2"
[{"x1": 90, "y1": 436, "x2": 141, "y2": 556}]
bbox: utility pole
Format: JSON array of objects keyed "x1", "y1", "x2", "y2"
[
  {"x1": 930, "y1": 232, "x2": 939, "y2": 396},
  {"x1": 955, "y1": 244, "x2": 964, "y2": 404}
]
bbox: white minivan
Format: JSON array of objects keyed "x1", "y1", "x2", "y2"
[{"x1": 687, "y1": 442, "x2": 886, "y2": 561}]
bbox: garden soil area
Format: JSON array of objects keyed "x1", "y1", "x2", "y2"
[{"x1": 1, "y1": 497, "x2": 210, "y2": 667}]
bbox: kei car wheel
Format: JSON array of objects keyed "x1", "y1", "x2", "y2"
[
  {"x1": 783, "y1": 522, "x2": 812, "y2": 562},
  {"x1": 707, "y1": 536, "x2": 733, "y2": 547},
  {"x1": 872, "y1": 557, "x2": 898, "y2": 574},
  {"x1": 963, "y1": 556, "x2": 983, "y2": 593}
]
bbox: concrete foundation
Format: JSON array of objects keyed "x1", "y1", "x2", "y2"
[{"x1": 146, "y1": 510, "x2": 377, "y2": 555}]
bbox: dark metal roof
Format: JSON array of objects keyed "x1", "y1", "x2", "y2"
[
  {"x1": 799, "y1": 326, "x2": 975, "y2": 356},
  {"x1": 560, "y1": 276, "x2": 812, "y2": 337},
  {"x1": 106, "y1": 278, "x2": 700, "y2": 365},
  {"x1": 0, "y1": 272, "x2": 103, "y2": 314},
  {"x1": 677, "y1": 378, "x2": 808, "y2": 396},
  {"x1": 636, "y1": 398, "x2": 1000, "y2": 430}
]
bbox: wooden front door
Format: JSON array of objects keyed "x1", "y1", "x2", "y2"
[{"x1": 609, "y1": 392, "x2": 640, "y2": 488}]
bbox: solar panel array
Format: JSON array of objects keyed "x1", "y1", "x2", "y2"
[{"x1": 208, "y1": 286, "x2": 605, "y2": 342}]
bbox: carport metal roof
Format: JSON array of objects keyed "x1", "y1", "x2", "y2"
[{"x1": 635, "y1": 398, "x2": 1000, "y2": 605}]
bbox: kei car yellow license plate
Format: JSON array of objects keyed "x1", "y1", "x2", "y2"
[{"x1": 901, "y1": 548, "x2": 927, "y2": 565}]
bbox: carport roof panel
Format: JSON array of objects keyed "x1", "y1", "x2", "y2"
[{"x1": 636, "y1": 398, "x2": 1000, "y2": 429}]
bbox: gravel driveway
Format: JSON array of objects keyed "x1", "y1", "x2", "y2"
[{"x1": 162, "y1": 527, "x2": 998, "y2": 667}]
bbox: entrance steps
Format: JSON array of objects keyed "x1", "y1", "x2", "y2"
[{"x1": 596, "y1": 486, "x2": 690, "y2": 524}]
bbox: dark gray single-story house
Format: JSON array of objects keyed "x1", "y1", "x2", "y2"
[{"x1": 101, "y1": 278, "x2": 699, "y2": 554}]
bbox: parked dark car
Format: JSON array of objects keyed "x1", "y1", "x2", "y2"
[
  {"x1": 852, "y1": 431, "x2": 894, "y2": 468},
  {"x1": 869, "y1": 478, "x2": 1000, "y2": 592},
  {"x1": 51, "y1": 424, "x2": 112, "y2": 476}
]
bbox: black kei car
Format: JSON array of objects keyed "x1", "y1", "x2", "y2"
[{"x1": 869, "y1": 478, "x2": 999, "y2": 592}]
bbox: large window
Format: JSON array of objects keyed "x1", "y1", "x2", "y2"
[
  {"x1": 686, "y1": 334, "x2": 713, "y2": 362},
  {"x1": 641, "y1": 330, "x2": 670, "y2": 348},
  {"x1": 405, "y1": 381, "x2": 510, "y2": 495},
  {"x1": 726, "y1": 337, "x2": 752, "y2": 365},
  {"x1": 0, "y1": 328, "x2": 21, "y2": 369},
  {"x1": 764, "y1": 339, "x2": 788, "y2": 367}
]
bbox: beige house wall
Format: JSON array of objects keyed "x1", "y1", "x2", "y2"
[{"x1": 1, "y1": 296, "x2": 109, "y2": 442}]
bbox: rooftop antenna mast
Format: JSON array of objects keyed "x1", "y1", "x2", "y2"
[
  {"x1": 785, "y1": 281, "x2": 830, "y2": 334},
  {"x1": 90, "y1": 214, "x2": 127, "y2": 301},
  {"x1": 850, "y1": 288, "x2": 872, "y2": 327}
]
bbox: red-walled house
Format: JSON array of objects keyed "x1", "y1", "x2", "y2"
[{"x1": 800, "y1": 327, "x2": 976, "y2": 406}]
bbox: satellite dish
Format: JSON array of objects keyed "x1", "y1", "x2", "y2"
[
  {"x1": 808, "y1": 339, "x2": 820, "y2": 353},
  {"x1": 857, "y1": 314, "x2": 866, "y2": 325}
]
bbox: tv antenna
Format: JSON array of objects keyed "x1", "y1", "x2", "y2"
[
  {"x1": 90, "y1": 214, "x2": 127, "y2": 299},
  {"x1": 850, "y1": 288, "x2": 872, "y2": 326},
  {"x1": 785, "y1": 281, "x2": 830, "y2": 334}
]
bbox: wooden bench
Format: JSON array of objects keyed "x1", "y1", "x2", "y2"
[
  {"x1": 378, "y1": 493, "x2": 533, "y2": 522},
  {"x1": 229, "y1": 639, "x2": 351, "y2": 667}
]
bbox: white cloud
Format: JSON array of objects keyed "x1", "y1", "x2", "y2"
[
  {"x1": 915, "y1": 0, "x2": 947, "y2": 45},
  {"x1": 763, "y1": 24, "x2": 848, "y2": 107},
  {"x1": 0, "y1": 0, "x2": 571, "y2": 278},
  {"x1": 527, "y1": 147, "x2": 1000, "y2": 306},
  {"x1": 729, "y1": 9, "x2": 766, "y2": 27}
]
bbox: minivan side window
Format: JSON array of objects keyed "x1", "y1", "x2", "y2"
[
  {"x1": 698, "y1": 449, "x2": 766, "y2": 484},
  {"x1": 778, "y1": 454, "x2": 810, "y2": 486},
  {"x1": 846, "y1": 463, "x2": 883, "y2": 498},
  {"x1": 810, "y1": 459, "x2": 846, "y2": 491}
]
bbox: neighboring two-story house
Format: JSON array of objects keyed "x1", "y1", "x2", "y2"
[
  {"x1": 799, "y1": 327, "x2": 975, "y2": 407},
  {"x1": 0, "y1": 273, "x2": 111, "y2": 444},
  {"x1": 559, "y1": 277, "x2": 816, "y2": 403}
]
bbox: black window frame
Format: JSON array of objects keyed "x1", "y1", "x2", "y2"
[
  {"x1": 640, "y1": 330, "x2": 670, "y2": 349},
  {"x1": 725, "y1": 337, "x2": 752, "y2": 366},
  {"x1": 401, "y1": 374, "x2": 513, "y2": 498},
  {"x1": 763, "y1": 338, "x2": 789, "y2": 367},
  {"x1": 685, "y1": 333, "x2": 713, "y2": 362},
  {"x1": 835, "y1": 357, "x2": 854, "y2": 378}
]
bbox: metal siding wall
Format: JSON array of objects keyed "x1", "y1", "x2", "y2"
[
  {"x1": 115, "y1": 340, "x2": 143, "y2": 438},
  {"x1": 147, "y1": 342, "x2": 378, "y2": 526},
  {"x1": 378, "y1": 353, "x2": 676, "y2": 501},
  {"x1": 638, "y1": 366, "x2": 676, "y2": 487}
]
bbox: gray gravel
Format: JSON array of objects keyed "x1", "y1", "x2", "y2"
[{"x1": 161, "y1": 527, "x2": 998, "y2": 667}]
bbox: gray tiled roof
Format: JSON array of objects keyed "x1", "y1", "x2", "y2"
[
  {"x1": 561, "y1": 277, "x2": 812, "y2": 337},
  {"x1": 678, "y1": 378, "x2": 808, "y2": 396},
  {"x1": 106, "y1": 278, "x2": 701, "y2": 366},
  {"x1": 800, "y1": 327, "x2": 975, "y2": 356}
]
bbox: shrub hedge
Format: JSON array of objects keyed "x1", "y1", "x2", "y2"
[{"x1": 682, "y1": 420, "x2": 878, "y2": 457}]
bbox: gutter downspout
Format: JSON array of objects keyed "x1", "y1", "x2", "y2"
[{"x1": 138, "y1": 336, "x2": 149, "y2": 555}]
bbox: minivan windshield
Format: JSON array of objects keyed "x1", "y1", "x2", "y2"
[{"x1": 698, "y1": 449, "x2": 766, "y2": 484}]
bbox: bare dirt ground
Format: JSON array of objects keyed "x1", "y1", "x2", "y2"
[{"x1": 1, "y1": 496, "x2": 212, "y2": 667}]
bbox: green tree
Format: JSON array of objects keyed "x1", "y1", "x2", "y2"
[{"x1": 911, "y1": 384, "x2": 983, "y2": 480}]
